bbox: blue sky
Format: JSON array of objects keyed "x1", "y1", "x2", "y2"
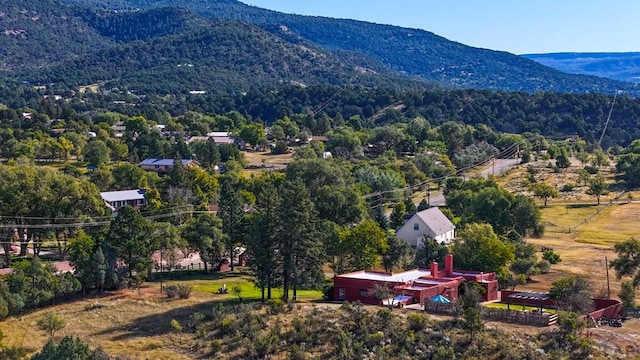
[{"x1": 240, "y1": 1, "x2": 640, "y2": 55}]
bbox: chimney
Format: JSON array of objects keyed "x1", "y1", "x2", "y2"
[
  {"x1": 445, "y1": 254, "x2": 453, "y2": 275},
  {"x1": 430, "y1": 262, "x2": 439, "y2": 278}
]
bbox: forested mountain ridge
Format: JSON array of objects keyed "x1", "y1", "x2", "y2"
[
  {"x1": 0, "y1": 0, "x2": 111, "y2": 70},
  {"x1": 59, "y1": 0, "x2": 640, "y2": 95},
  {"x1": 2, "y1": 0, "x2": 639, "y2": 95},
  {"x1": 1, "y1": 0, "x2": 428, "y2": 92},
  {"x1": 523, "y1": 52, "x2": 640, "y2": 84},
  {"x1": 24, "y1": 21, "x2": 427, "y2": 93}
]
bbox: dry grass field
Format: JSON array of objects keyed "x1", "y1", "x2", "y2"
[
  {"x1": 0, "y1": 275, "x2": 322, "y2": 359},
  {"x1": 0, "y1": 287, "x2": 201, "y2": 359},
  {"x1": 497, "y1": 157, "x2": 640, "y2": 300},
  {"x1": 242, "y1": 151, "x2": 294, "y2": 167}
]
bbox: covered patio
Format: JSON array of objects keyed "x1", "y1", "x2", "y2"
[{"x1": 506, "y1": 292, "x2": 551, "y2": 312}]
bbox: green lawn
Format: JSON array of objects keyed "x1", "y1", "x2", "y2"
[
  {"x1": 484, "y1": 302, "x2": 556, "y2": 314},
  {"x1": 155, "y1": 270, "x2": 324, "y2": 302}
]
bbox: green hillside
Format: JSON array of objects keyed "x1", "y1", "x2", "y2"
[
  {"x1": 61, "y1": 0, "x2": 640, "y2": 95},
  {"x1": 24, "y1": 21, "x2": 423, "y2": 93},
  {"x1": 0, "y1": 0, "x2": 111, "y2": 70},
  {"x1": 3, "y1": 0, "x2": 640, "y2": 95}
]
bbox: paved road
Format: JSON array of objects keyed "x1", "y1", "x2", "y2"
[
  {"x1": 427, "y1": 192, "x2": 446, "y2": 207},
  {"x1": 424, "y1": 158, "x2": 521, "y2": 207},
  {"x1": 480, "y1": 158, "x2": 521, "y2": 179}
]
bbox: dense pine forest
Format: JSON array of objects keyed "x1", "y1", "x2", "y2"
[{"x1": 1, "y1": 85, "x2": 638, "y2": 149}]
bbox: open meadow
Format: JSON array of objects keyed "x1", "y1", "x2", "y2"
[
  {"x1": 0, "y1": 271, "x2": 322, "y2": 359},
  {"x1": 519, "y1": 197, "x2": 640, "y2": 299}
]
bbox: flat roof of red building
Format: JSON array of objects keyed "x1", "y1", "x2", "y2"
[{"x1": 336, "y1": 268, "x2": 433, "y2": 282}]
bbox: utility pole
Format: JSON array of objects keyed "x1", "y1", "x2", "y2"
[
  {"x1": 492, "y1": 158, "x2": 495, "y2": 176},
  {"x1": 605, "y1": 256, "x2": 611, "y2": 300},
  {"x1": 160, "y1": 251, "x2": 163, "y2": 293}
]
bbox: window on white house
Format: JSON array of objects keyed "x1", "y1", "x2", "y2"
[
  {"x1": 338, "y1": 288, "x2": 346, "y2": 300},
  {"x1": 414, "y1": 223, "x2": 419, "y2": 231}
]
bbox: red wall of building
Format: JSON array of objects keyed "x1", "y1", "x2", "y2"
[
  {"x1": 333, "y1": 276, "x2": 403, "y2": 305},
  {"x1": 586, "y1": 299, "x2": 622, "y2": 319},
  {"x1": 480, "y1": 280, "x2": 499, "y2": 301}
]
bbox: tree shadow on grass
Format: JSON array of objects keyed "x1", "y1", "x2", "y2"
[
  {"x1": 150, "y1": 269, "x2": 253, "y2": 282},
  {"x1": 93, "y1": 298, "x2": 260, "y2": 341}
]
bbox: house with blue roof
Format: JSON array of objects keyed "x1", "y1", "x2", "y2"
[{"x1": 139, "y1": 158, "x2": 199, "y2": 174}]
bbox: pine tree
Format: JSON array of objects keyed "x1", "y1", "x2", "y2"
[
  {"x1": 91, "y1": 247, "x2": 107, "y2": 292},
  {"x1": 246, "y1": 180, "x2": 282, "y2": 301},
  {"x1": 371, "y1": 204, "x2": 389, "y2": 230},
  {"x1": 404, "y1": 197, "x2": 417, "y2": 214},
  {"x1": 390, "y1": 203, "x2": 407, "y2": 229},
  {"x1": 218, "y1": 180, "x2": 244, "y2": 271},
  {"x1": 106, "y1": 206, "x2": 152, "y2": 279},
  {"x1": 417, "y1": 199, "x2": 430, "y2": 211},
  {"x1": 278, "y1": 179, "x2": 323, "y2": 301}
]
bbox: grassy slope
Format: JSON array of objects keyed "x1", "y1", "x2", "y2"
[{"x1": 0, "y1": 272, "x2": 322, "y2": 358}]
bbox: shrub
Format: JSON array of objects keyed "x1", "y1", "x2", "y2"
[
  {"x1": 188, "y1": 312, "x2": 206, "y2": 329},
  {"x1": 537, "y1": 260, "x2": 551, "y2": 274},
  {"x1": 272, "y1": 141, "x2": 288, "y2": 155},
  {"x1": 407, "y1": 313, "x2": 428, "y2": 331},
  {"x1": 322, "y1": 284, "x2": 334, "y2": 301},
  {"x1": 584, "y1": 165, "x2": 599, "y2": 174},
  {"x1": 210, "y1": 340, "x2": 223, "y2": 355},
  {"x1": 165, "y1": 284, "x2": 178, "y2": 298},
  {"x1": 561, "y1": 183, "x2": 575, "y2": 192},
  {"x1": 170, "y1": 319, "x2": 183, "y2": 332},
  {"x1": 220, "y1": 316, "x2": 236, "y2": 336},
  {"x1": 266, "y1": 299, "x2": 285, "y2": 314},
  {"x1": 542, "y1": 249, "x2": 561, "y2": 264},
  {"x1": 288, "y1": 343, "x2": 308, "y2": 360},
  {"x1": 176, "y1": 284, "x2": 192, "y2": 299},
  {"x1": 84, "y1": 302, "x2": 106, "y2": 311}
]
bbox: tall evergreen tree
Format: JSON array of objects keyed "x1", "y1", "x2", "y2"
[
  {"x1": 246, "y1": 180, "x2": 282, "y2": 301},
  {"x1": 390, "y1": 202, "x2": 407, "y2": 229},
  {"x1": 106, "y1": 206, "x2": 153, "y2": 279},
  {"x1": 278, "y1": 179, "x2": 323, "y2": 301},
  {"x1": 372, "y1": 204, "x2": 389, "y2": 230},
  {"x1": 218, "y1": 180, "x2": 244, "y2": 271},
  {"x1": 90, "y1": 247, "x2": 107, "y2": 293}
]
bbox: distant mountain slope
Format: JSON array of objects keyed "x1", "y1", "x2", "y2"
[
  {"x1": 522, "y1": 52, "x2": 640, "y2": 84},
  {"x1": 25, "y1": 21, "x2": 421, "y2": 93},
  {"x1": 62, "y1": 0, "x2": 640, "y2": 95},
  {"x1": 0, "y1": 0, "x2": 111, "y2": 70}
]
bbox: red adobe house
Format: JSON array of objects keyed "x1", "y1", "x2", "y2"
[{"x1": 333, "y1": 254, "x2": 498, "y2": 306}]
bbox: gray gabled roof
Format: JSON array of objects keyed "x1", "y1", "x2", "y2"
[{"x1": 414, "y1": 207, "x2": 455, "y2": 236}]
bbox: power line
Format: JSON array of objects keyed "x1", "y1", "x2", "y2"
[
  {"x1": 361, "y1": 136, "x2": 528, "y2": 201},
  {"x1": 0, "y1": 207, "x2": 215, "y2": 230},
  {"x1": 598, "y1": 90, "x2": 620, "y2": 147}
]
